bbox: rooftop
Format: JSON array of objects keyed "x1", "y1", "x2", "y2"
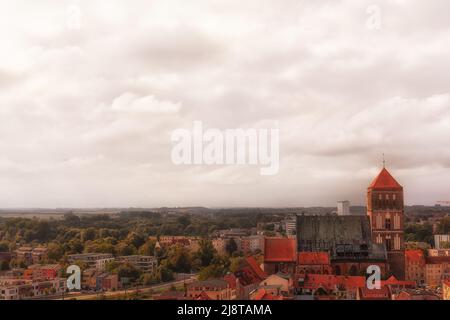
[
  {"x1": 264, "y1": 238, "x2": 296, "y2": 263},
  {"x1": 368, "y1": 167, "x2": 403, "y2": 190}
]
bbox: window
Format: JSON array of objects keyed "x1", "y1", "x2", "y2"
[
  {"x1": 386, "y1": 238, "x2": 392, "y2": 251},
  {"x1": 385, "y1": 218, "x2": 391, "y2": 230}
]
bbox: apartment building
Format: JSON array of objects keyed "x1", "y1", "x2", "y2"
[
  {"x1": 186, "y1": 279, "x2": 232, "y2": 300},
  {"x1": 14, "y1": 247, "x2": 49, "y2": 265},
  {"x1": 116, "y1": 255, "x2": 157, "y2": 273},
  {"x1": 0, "y1": 278, "x2": 65, "y2": 300},
  {"x1": 67, "y1": 253, "x2": 114, "y2": 268},
  {"x1": 23, "y1": 264, "x2": 61, "y2": 280}
]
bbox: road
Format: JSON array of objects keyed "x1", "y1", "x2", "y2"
[{"x1": 52, "y1": 275, "x2": 198, "y2": 300}]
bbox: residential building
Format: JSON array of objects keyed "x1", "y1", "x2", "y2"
[
  {"x1": 240, "y1": 235, "x2": 264, "y2": 253},
  {"x1": 356, "y1": 286, "x2": 391, "y2": 300},
  {"x1": 116, "y1": 255, "x2": 157, "y2": 273},
  {"x1": 96, "y1": 273, "x2": 119, "y2": 291},
  {"x1": 259, "y1": 273, "x2": 293, "y2": 296},
  {"x1": 405, "y1": 250, "x2": 426, "y2": 286},
  {"x1": 186, "y1": 279, "x2": 232, "y2": 300},
  {"x1": 67, "y1": 253, "x2": 114, "y2": 268},
  {"x1": 284, "y1": 218, "x2": 296, "y2": 236},
  {"x1": 443, "y1": 280, "x2": 450, "y2": 300},
  {"x1": 428, "y1": 248, "x2": 450, "y2": 257},
  {"x1": 95, "y1": 257, "x2": 115, "y2": 271},
  {"x1": 0, "y1": 252, "x2": 11, "y2": 265},
  {"x1": 235, "y1": 256, "x2": 267, "y2": 299},
  {"x1": 212, "y1": 238, "x2": 227, "y2": 256},
  {"x1": 425, "y1": 256, "x2": 450, "y2": 288},
  {"x1": 23, "y1": 264, "x2": 61, "y2": 280},
  {"x1": 250, "y1": 288, "x2": 283, "y2": 300},
  {"x1": 0, "y1": 278, "x2": 65, "y2": 300},
  {"x1": 434, "y1": 235, "x2": 450, "y2": 250},
  {"x1": 393, "y1": 289, "x2": 440, "y2": 300}
]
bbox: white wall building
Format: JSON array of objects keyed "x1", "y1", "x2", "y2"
[
  {"x1": 337, "y1": 201, "x2": 351, "y2": 216},
  {"x1": 434, "y1": 234, "x2": 450, "y2": 250}
]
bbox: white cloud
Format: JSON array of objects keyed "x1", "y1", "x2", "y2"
[{"x1": 0, "y1": 0, "x2": 449, "y2": 207}]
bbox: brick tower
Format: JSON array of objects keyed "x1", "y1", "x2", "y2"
[{"x1": 367, "y1": 165, "x2": 405, "y2": 279}]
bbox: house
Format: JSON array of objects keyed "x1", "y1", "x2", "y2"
[
  {"x1": 186, "y1": 279, "x2": 232, "y2": 300},
  {"x1": 23, "y1": 264, "x2": 61, "y2": 280},
  {"x1": 425, "y1": 256, "x2": 450, "y2": 288},
  {"x1": 443, "y1": 280, "x2": 450, "y2": 300},
  {"x1": 393, "y1": 289, "x2": 440, "y2": 300},
  {"x1": 263, "y1": 238, "x2": 297, "y2": 275},
  {"x1": 116, "y1": 255, "x2": 157, "y2": 273},
  {"x1": 259, "y1": 273, "x2": 292, "y2": 295},
  {"x1": 250, "y1": 288, "x2": 283, "y2": 300},
  {"x1": 68, "y1": 253, "x2": 114, "y2": 268},
  {"x1": 235, "y1": 256, "x2": 267, "y2": 299},
  {"x1": 405, "y1": 250, "x2": 425, "y2": 286},
  {"x1": 223, "y1": 274, "x2": 237, "y2": 299},
  {"x1": 299, "y1": 274, "x2": 366, "y2": 300},
  {"x1": 357, "y1": 286, "x2": 391, "y2": 300},
  {"x1": 0, "y1": 278, "x2": 65, "y2": 300}
]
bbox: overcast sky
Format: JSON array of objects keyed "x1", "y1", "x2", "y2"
[{"x1": 1, "y1": 0, "x2": 450, "y2": 208}]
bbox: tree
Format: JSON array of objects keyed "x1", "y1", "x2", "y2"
[
  {"x1": 167, "y1": 245, "x2": 192, "y2": 273},
  {"x1": 196, "y1": 239, "x2": 217, "y2": 267},
  {"x1": 81, "y1": 228, "x2": 97, "y2": 242},
  {"x1": 115, "y1": 241, "x2": 137, "y2": 256},
  {"x1": 117, "y1": 263, "x2": 142, "y2": 282},
  {"x1": 225, "y1": 238, "x2": 238, "y2": 256},
  {"x1": 138, "y1": 239, "x2": 156, "y2": 256},
  {"x1": 0, "y1": 260, "x2": 10, "y2": 271},
  {"x1": 0, "y1": 241, "x2": 9, "y2": 252},
  {"x1": 47, "y1": 242, "x2": 64, "y2": 261},
  {"x1": 441, "y1": 241, "x2": 450, "y2": 249}
]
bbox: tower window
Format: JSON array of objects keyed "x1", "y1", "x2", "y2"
[
  {"x1": 385, "y1": 218, "x2": 391, "y2": 230},
  {"x1": 386, "y1": 238, "x2": 392, "y2": 251}
]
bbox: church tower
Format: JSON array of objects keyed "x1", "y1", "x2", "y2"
[{"x1": 367, "y1": 165, "x2": 405, "y2": 279}]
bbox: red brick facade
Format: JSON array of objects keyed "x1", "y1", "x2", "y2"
[{"x1": 367, "y1": 167, "x2": 405, "y2": 279}]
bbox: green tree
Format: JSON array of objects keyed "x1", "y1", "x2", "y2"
[
  {"x1": 197, "y1": 239, "x2": 216, "y2": 267},
  {"x1": 225, "y1": 238, "x2": 238, "y2": 256},
  {"x1": 138, "y1": 239, "x2": 156, "y2": 256},
  {"x1": 167, "y1": 245, "x2": 192, "y2": 273}
]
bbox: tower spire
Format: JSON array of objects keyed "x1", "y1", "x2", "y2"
[{"x1": 382, "y1": 153, "x2": 386, "y2": 168}]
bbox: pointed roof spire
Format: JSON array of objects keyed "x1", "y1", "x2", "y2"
[
  {"x1": 382, "y1": 153, "x2": 386, "y2": 168},
  {"x1": 368, "y1": 167, "x2": 403, "y2": 190}
]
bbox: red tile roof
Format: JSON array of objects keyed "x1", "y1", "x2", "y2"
[
  {"x1": 358, "y1": 286, "x2": 391, "y2": 300},
  {"x1": 382, "y1": 276, "x2": 416, "y2": 287},
  {"x1": 223, "y1": 274, "x2": 237, "y2": 289},
  {"x1": 405, "y1": 250, "x2": 425, "y2": 264},
  {"x1": 368, "y1": 168, "x2": 403, "y2": 190},
  {"x1": 303, "y1": 274, "x2": 366, "y2": 291},
  {"x1": 425, "y1": 256, "x2": 450, "y2": 264},
  {"x1": 252, "y1": 288, "x2": 283, "y2": 300},
  {"x1": 264, "y1": 238, "x2": 297, "y2": 263},
  {"x1": 298, "y1": 252, "x2": 330, "y2": 265},
  {"x1": 196, "y1": 291, "x2": 212, "y2": 300},
  {"x1": 245, "y1": 256, "x2": 267, "y2": 279}
]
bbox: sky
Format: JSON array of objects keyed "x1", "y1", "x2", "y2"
[{"x1": 1, "y1": 0, "x2": 450, "y2": 208}]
